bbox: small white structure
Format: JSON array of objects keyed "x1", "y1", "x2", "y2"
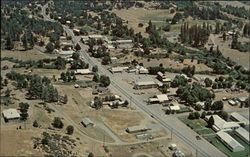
[
  {"x1": 109, "y1": 66, "x2": 129, "y2": 73},
  {"x1": 235, "y1": 127, "x2": 249, "y2": 144},
  {"x1": 75, "y1": 69, "x2": 93, "y2": 75},
  {"x1": 66, "y1": 20, "x2": 71, "y2": 24},
  {"x1": 74, "y1": 84, "x2": 80, "y2": 88},
  {"x1": 157, "y1": 72, "x2": 171, "y2": 82},
  {"x1": 169, "y1": 143, "x2": 177, "y2": 150},
  {"x1": 169, "y1": 105, "x2": 180, "y2": 111},
  {"x1": 2, "y1": 109, "x2": 20, "y2": 122},
  {"x1": 230, "y1": 112, "x2": 249, "y2": 126},
  {"x1": 138, "y1": 66, "x2": 149, "y2": 74},
  {"x1": 58, "y1": 50, "x2": 74, "y2": 55},
  {"x1": 126, "y1": 125, "x2": 150, "y2": 133},
  {"x1": 136, "y1": 133, "x2": 152, "y2": 140},
  {"x1": 115, "y1": 40, "x2": 133, "y2": 44},
  {"x1": 228, "y1": 100, "x2": 237, "y2": 106},
  {"x1": 205, "y1": 115, "x2": 240, "y2": 132},
  {"x1": 81, "y1": 118, "x2": 94, "y2": 128},
  {"x1": 110, "y1": 57, "x2": 118, "y2": 63},
  {"x1": 216, "y1": 131, "x2": 245, "y2": 152}
]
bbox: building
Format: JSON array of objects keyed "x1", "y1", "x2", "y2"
[
  {"x1": 205, "y1": 115, "x2": 240, "y2": 132},
  {"x1": 169, "y1": 143, "x2": 177, "y2": 150},
  {"x1": 81, "y1": 118, "x2": 94, "y2": 128},
  {"x1": 126, "y1": 125, "x2": 150, "y2": 133},
  {"x1": 97, "y1": 87, "x2": 108, "y2": 93},
  {"x1": 216, "y1": 131, "x2": 245, "y2": 152},
  {"x1": 134, "y1": 81, "x2": 159, "y2": 90},
  {"x1": 228, "y1": 100, "x2": 237, "y2": 106},
  {"x1": 58, "y1": 50, "x2": 74, "y2": 55},
  {"x1": 173, "y1": 150, "x2": 185, "y2": 157},
  {"x1": 157, "y1": 72, "x2": 171, "y2": 82},
  {"x1": 148, "y1": 94, "x2": 169, "y2": 104},
  {"x1": 169, "y1": 105, "x2": 180, "y2": 111},
  {"x1": 115, "y1": 40, "x2": 133, "y2": 44},
  {"x1": 109, "y1": 66, "x2": 129, "y2": 73},
  {"x1": 75, "y1": 69, "x2": 93, "y2": 75},
  {"x1": 235, "y1": 127, "x2": 249, "y2": 144},
  {"x1": 230, "y1": 112, "x2": 249, "y2": 126},
  {"x1": 237, "y1": 97, "x2": 248, "y2": 103},
  {"x1": 136, "y1": 133, "x2": 152, "y2": 140},
  {"x1": 2, "y1": 109, "x2": 20, "y2": 122},
  {"x1": 110, "y1": 57, "x2": 118, "y2": 63}
]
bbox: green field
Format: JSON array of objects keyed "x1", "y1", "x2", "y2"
[
  {"x1": 179, "y1": 116, "x2": 215, "y2": 135},
  {"x1": 205, "y1": 134, "x2": 249, "y2": 157}
]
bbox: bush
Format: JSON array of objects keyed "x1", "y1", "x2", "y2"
[
  {"x1": 66, "y1": 125, "x2": 74, "y2": 135},
  {"x1": 33, "y1": 120, "x2": 39, "y2": 127},
  {"x1": 52, "y1": 117, "x2": 64, "y2": 129}
]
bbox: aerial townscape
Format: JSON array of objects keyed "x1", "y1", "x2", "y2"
[{"x1": 1, "y1": 0, "x2": 250, "y2": 157}]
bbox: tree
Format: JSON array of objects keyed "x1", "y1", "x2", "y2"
[
  {"x1": 75, "y1": 43, "x2": 81, "y2": 51},
  {"x1": 204, "y1": 78, "x2": 213, "y2": 87},
  {"x1": 92, "y1": 65, "x2": 98, "y2": 72},
  {"x1": 93, "y1": 97, "x2": 103, "y2": 109},
  {"x1": 61, "y1": 72, "x2": 66, "y2": 82},
  {"x1": 194, "y1": 112, "x2": 200, "y2": 119},
  {"x1": 92, "y1": 73, "x2": 99, "y2": 82},
  {"x1": 211, "y1": 101, "x2": 223, "y2": 110},
  {"x1": 66, "y1": 125, "x2": 74, "y2": 135},
  {"x1": 52, "y1": 117, "x2": 64, "y2": 128},
  {"x1": 19, "y1": 102, "x2": 29, "y2": 120},
  {"x1": 171, "y1": 13, "x2": 182, "y2": 24},
  {"x1": 123, "y1": 100, "x2": 129, "y2": 107},
  {"x1": 207, "y1": 116, "x2": 214, "y2": 128},
  {"x1": 188, "y1": 112, "x2": 195, "y2": 120},
  {"x1": 201, "y1": 111, "x2": 207, "y2": 119},
  {"x1": 33, "y1": 120, "x2": 39, "y2": 127},
  {"x1": 5, "y1": 35, "x2": 14, "y2": 50},
  {"x1": 45, "y1": 42, "x2": 54, "y2": 53},
  {"x1": 100, "y1": 75, "x2": 110, "y2": 87},
  {"x1": 102, "y1": 56, "x2": 111, "y2": 65},
  {"x1": 220, "y1": 111, "x2": 228, "y2": 120},
  {"x1": 88, "y1": 152, "x2": 94, "y2": 157},
  {"x1": 62, "y1": 94, "x2": 68, "y2": 104}
]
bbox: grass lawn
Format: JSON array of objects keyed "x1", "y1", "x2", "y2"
[
  {"x1": 179, "y1": 116, "x2": 207, "y2": 130},
  {"x1": 197, "y1": 129, "x2": 215, "y2": 135},
  {"x1": 205, "y1": 135, "x2": 249, "y2": 157}
]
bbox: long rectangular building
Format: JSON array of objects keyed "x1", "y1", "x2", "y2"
[
  {"x1": 216, "y1": 131, "x2": 245, "y2": 152},
  {"x1": 126, "y1": 125, "x2": 149, "y2": 133},
  {"x1": 230, "y1": 112, "x2": 249, "y2": 126},
  {"x1": 235, "y1": 127, "x2": 249, "y2": 144}
]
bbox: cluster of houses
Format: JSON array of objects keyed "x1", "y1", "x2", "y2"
[
  {"x1": 205, "y1": 112, "x2": 249, "y2": 152},
  {"x1": 109, "y1": 65, "x2": 150, "y2": 74}
]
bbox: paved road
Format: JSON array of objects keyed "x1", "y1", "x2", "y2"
[{"x1": 42, "y1": 2, "x2": 227, "y2": 157}]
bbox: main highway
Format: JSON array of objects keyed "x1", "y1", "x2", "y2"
[{"x1": 42, "y1": 2, "x2": 227, "y2": 157}]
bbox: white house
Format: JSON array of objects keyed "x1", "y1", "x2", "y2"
[
  {"x1": 205, "y1": 115, "x2": 240, "y2": 132},
  {"x1": 75, "y1": 69, "x2": 93, "y2": 75},
  {"x1": 148, "y1": 94, "x2": 169, "y2": 104}
]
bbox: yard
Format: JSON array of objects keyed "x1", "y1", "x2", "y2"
[{"x1": 179, "y1": 116, "x2": 215, "y2": 136}]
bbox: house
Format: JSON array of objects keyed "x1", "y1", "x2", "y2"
[
  {"x1": 110, "y1": 57, "x2": 118, "y2": 63},
  {"x1": 205, "y1": 115, "x2": 240, "y2": 132},
  {"x1": 235, "y1": 127, "x2": 249, "y2": 144},
  {"x1": 75, "y1": 69, "x2": 93, "y2": 75},
  {"x1": 216, "y1": 131, "x2": 245, "y2": 152},
  {"x1": 138, "y1": 67, "x2": 149, "y2": 74},
  {"x1": 236, "y1": 97, "x2": 248, "y2": 103},
  {"x1": 2, "y1": 109, "x2": 20, "y2": 122},
  {"x1": 157, "y1": 72, "x2": 171, "y2": 82},
  {"x1": 81, "y1": 118, "x2": 94, "y2": 128},
  {"x1": 134, "y1": 81, "x2": 159, "y2": 89},
  {"x1": 230, "y1": 112, "x2": 249, "y2": 126},
  {"x1": 169, "y1": 143, "x2": 177, "y2": 150},
  {"x1": 126, "y1": 125, "x2": 150, "y2": 133},
  {"x1": 109, "y1": 67, "x2": 129, "y2": 73},
  {"x1": 97, "y1": 87, "x2": 108, "y2": 93},
  {"x1": 180, "y1": 74, "x2": 192, "y2": 82},
  {"x1": 169, "y1": 105, "x2": 180, "y2": 111},
  {"x1": 148, "y1": 94, "x2": 169, "y2": 104},
  {"x1": 115, "y1": 40, "x2": 133, "y2": 45}
]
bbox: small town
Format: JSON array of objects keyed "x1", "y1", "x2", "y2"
[{"x1": 0, "y1": 0, "x2": 249, "y2": 157}]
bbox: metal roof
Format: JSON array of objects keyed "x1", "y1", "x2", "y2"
[
  {"x1": 216, "y1": 131, "x2": 245, "y2": 152},
  {"x1": 81, "y1": 118, "x2": 94, "y2": 125},
  {"x1": 135, "y1": 81, "x2": 156, "y2": 86},
  {"x1": 231, "y1": 112, "x2": 249, "y2": 126},
  {"x1": 2, "y1": 109, "x2": 20, "y2": 119},
  {"x1": 156, "y1": 94, "x2": 169, "y2": 102},
  {"x1": 235, "y1": 127, "x2": 249, "y2": 143}
]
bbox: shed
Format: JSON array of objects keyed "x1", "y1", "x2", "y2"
[
  {"x1": 230, "y1": 112, "x2": 249, "y2": 126},
  {"x1": 81, "y1": 118, "x2": 94, "y2": 128},
  {"x1": 75, "y1": 69, "x2": 93, "y2": 75},
  {"x1": 216, "y1": 131, "x2": 245, "y2": 152},
  {"x1": 169, "y1": 106, "x2": 180, "y2": 111},
  {"x1": 110, "y1": 67, "x2": 129, "y2": 73},
  {"x1": 126, "y1": 125, "x2": 149, "y2": 133},
  {"x1": 228, "y1": 100, "x2": 237, "y2": 106},
  {"x1": 2, "y1": 109, "x2": 20, "y2": 122},
  {"x1": 136, "y1": 133, "x2": 152, "y2": 140},
  {"x1": 110, "y1": 57, "x2": 118, "y2": 63},
  {"x1": 134, "y1": 81, "x2": 158, "y2": 89},
  {"x1": 169, "y1": 143, "x2": 177, "y2": 150}
]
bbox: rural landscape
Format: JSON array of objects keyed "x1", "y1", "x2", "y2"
[{"x1": 0, "y1": 0, "x2": 249, "y2": 157}]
